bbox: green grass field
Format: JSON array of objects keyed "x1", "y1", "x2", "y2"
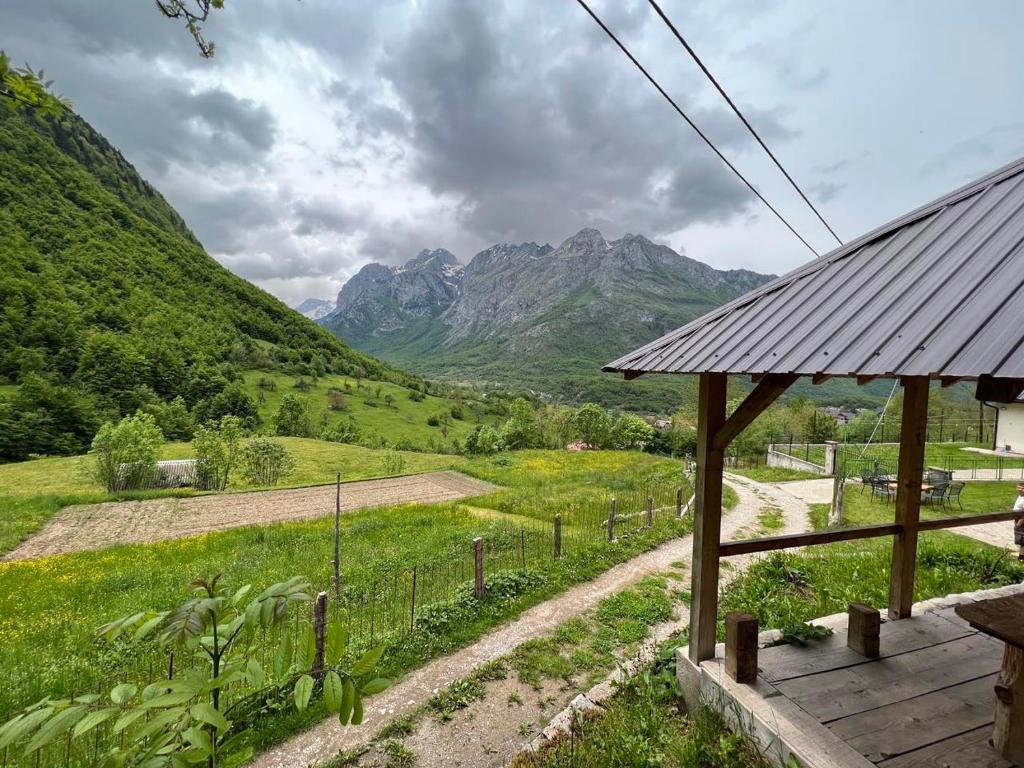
[
  {"x1": 778, "y1": 441, "x2": 1024, "y2": 474},
  {"x1": 0, "y1": 447, "x2": 700, "y2": 763},
  {"x1": 0, "y1": 438, "x2": 465, "y2": 555},
  {"x1": 241, "y1": 369, "x2": 501, "y2": 450}
]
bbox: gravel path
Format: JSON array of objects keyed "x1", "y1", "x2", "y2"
[
  {"x1": 250, "y1": 473, "x2": 811, "y2": 768},
  {"x1": 4, "y1": 471, "x2": 496, "y2": 561}
]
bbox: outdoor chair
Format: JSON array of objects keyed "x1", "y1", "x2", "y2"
[
  {"x1": 944, "y1": 482, "x2": 965, "y2": 511},
  {"x1": 871, "y1": 477, "x2": 896, "y2": 503},
  {"x1": 921, "y1": 482, "x2": 948, "y2": 506},
  {"x1": 859, "y1": 468, "x2": 875, "y2": 493}
]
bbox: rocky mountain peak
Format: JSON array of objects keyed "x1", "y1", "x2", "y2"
[
  {"x1": 403, "y1": 248, "x2": 460, "y2": 272},
  {"x1": 557, "y1": 227, "x2": 608, "y2": 253}
]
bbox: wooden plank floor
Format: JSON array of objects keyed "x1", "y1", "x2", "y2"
[{"x1": 758, "y1": 610, "x2": 1009, "y2": 766}]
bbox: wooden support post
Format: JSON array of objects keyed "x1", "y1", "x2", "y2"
[
  {"x1": 312, "y1": 591, "x2": 328, "y2": 677},
  {"x1": 847, "y1": 603, "x2": 880, "y2": 658},
  {"x1": 554, "y1": 514, "x2": 562, "y2": 559},
  {"x1": 889, "y1": 376, "x2": 929, "y2": 620},
  {"x1": 473, "y1": 537, "x2": 484, "y2": 599},
  {"x1": 725, "y1": 611, "x2": 758, "y2": 683},
  {"x1": 646, "y1": 495, "x2": 654, "y2": 528},
  {"x1": 332, "y1": 472, "x2": 341, "y2": 597},
  {"x1": 675, "y1": 487, "x2": 683, "y2": 518},
  {"x1": 689, "y1": 372, "x2": 728, "y2": 663},
  {"x1": 409, "y1": 566, "x2": 417, "y2": 631},
  {"x1": 607, "y1": 497, "x2": 616, "y2": 541},
  {"x1": 994, "y1": 646, "x2": 1024, "y2": 764}
]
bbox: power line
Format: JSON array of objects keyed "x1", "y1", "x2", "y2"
[
  {"x1": 572, "y1": 0, "x2": 820, "y2": 258},
  {"x1": 646, "y1": 0, "x2": 844, "y2": 248}
]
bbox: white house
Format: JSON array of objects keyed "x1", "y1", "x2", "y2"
[{"x1": 993, "y1": 398, "x2": 1024, "y2": 453}]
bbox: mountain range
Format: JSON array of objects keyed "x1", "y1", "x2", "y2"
[{"x1": 316, "y1": 229, "x2": 773, "y2": 411}]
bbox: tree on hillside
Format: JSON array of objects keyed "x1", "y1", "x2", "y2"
[
  {"x1": 192, "y1": 414, "x2": 244, "y2": 490},
  {"x1": 91, "y1": 411, "x2": 164, "y2": 491},
  {"x1": 611, "y1": 413, "x2": 654, "y2": 450},
  {"x1": 500, "y1": 397, "x2": 542, "y2": 449},
  {"x1": 570, "y1": 403, "x2": 612, "y2": 448},
  {"x1": 275, "y1": 393, "x2": 317, "y2": 438},
  {"x1": 0, "y1": 375, "x2": 99, "y2": 460},
  {"x1": 193, "y1": 382, "x2": 261, "y2": 430}
]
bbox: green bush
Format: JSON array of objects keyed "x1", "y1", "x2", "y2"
[
  {"x1": 241, "y1": 438, "x2": 297, "y2": 487},
  {"x1": 90, "y1": 411, "x2": 164, "y2": 491},
  {"x1": 193, "y1": 415, "x2": 245, "y2": 491},
  {"x1": 275, "y1": 393, "x2": 317, "y2": 438}
]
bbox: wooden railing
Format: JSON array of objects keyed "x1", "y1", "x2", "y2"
[{"x1": 719, "y1": 510, "x2": 1020, "y2": 558}]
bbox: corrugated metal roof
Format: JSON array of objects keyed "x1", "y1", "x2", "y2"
[{"x1": 605, "y1": 156, "x2": 1024, "y2": 381}]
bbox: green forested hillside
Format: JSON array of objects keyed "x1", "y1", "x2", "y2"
[{"x1": 0, "y1": 103, "x2": 412, "y2": 459}]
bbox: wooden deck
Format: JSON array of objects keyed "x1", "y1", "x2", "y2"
[{"x1": 680, "y1": 585, "x2": 1024, "y2": 768}]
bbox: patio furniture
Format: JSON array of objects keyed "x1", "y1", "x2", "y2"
[
  {"x1": 945, "y1": 481, "x2": 965, "y2": 511},
  {"x1": 921, "y1": 482, "x2": 948, "y2": 505},
  {"x1": 859, "y1": 468, "x2": 875, "y2": 493},
  {"x1": 873, "y1": 478, "x2": 897, "y2": 503},
  {"x1": 955, "y1": 595, "x2": 1024, "y2": 765}
]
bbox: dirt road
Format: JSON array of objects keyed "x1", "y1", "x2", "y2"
[
  {"x1": 250, "y1": 472, "x2": 812, "y2": 768},
  {"x1": 4, "y1": 471, "x2": 496, "y2": 561}
]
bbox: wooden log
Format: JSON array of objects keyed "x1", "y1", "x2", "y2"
[
  {"x1": 993, "y1": 644, "x2": 1024, "y2": 765},
  {"x1": 312, "y1": 591, "x2": 328, "y2": 676},
  {"x1": 719, "y1": 522, "x2": 901, "y2": 557},
  {"x1": 689, "y1": 372, "x2": 728, "y2": 663},
  {"x1": 847, "y1": 603, "x2": 880, "y2": 658},
  {"x1": 473, "y1": 537, "x2": 484, "y2": 599},
  {"x1": 889, "y1": 377, "x2": 929, "y2": 620},
  {"x1": 712, "y1": 373, "x2": 798, "y2": 452},
  {"x1": 725, "y1": 611, "x2": 759, "y2": 683}
]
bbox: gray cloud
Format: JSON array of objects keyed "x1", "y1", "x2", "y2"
[{"x1": 5, "y1": 0, "x2": 1024, "y2": 308}]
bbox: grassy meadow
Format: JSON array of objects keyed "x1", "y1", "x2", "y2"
[
  {"x1": 0, "y1": 446, "x2": 702, "y2": 761},
  {"x1": 241, "y1": 369, "x2": 502, "y2": 450}
]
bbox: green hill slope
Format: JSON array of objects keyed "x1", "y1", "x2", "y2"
[{"x1": 0, "y1": 103, "x2": 413, "y2": 458}]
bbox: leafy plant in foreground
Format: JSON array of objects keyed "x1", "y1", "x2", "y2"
[{"x1": 0, "y1": 574, "x2": 388, "y2": 767}]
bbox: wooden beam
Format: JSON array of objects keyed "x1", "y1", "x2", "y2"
[
  {"x1": 889, "y1": 376, "x2": 929, "y2": 620},
  {"x1": 917, "y1": 510, "x2": 1021, "y2": 531},
  {"x1": 725, "y1": 612, "x2": 759, "y2": 683},
  {"x1": 847, "y1": 603, "x2": 880, "y2": 658},
  {"x1": 812, "y1": 373, "x2": 833, "y2": 385},
  {"x1": 622, "y1": 370, "x2": 644, "y2": 381},
  {"x1": 719, "y1": 522, "x2": 901, "y2": 557},
  {"x1": 976, "y1": 375, "x2": 1024, "y2": 403},
  {"x1": 941, "y1": 376, "x2": 965, "y2": 388},
  {"x1": 712, "y1": 373, "x2": 798, "y2": 453},
  {"x1": 857, "y1": 375, "x2": 881, "y2": 386},
  {"x1": 689, "y1": 372, "x2": 728, "y2": 664}
]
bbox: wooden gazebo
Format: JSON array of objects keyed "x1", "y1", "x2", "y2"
[{"x1": 605, "y1": 157, "x2": 1024, "y2": 665}]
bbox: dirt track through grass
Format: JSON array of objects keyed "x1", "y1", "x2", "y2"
[
  {"x1": 3, "y1": 471, "x2": 496, "y2": 561},
  {"x1": 249, "y1": 472, "x2": 812, "y2": 768}
]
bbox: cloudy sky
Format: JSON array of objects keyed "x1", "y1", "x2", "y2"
[{"x1": 4, "y1": 1, "x2": 1024, "y2": 306}]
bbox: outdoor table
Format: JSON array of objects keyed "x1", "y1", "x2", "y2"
[
  {"x1": 886, "y1": 482, "x2": 934, "y2": 492},
  {"x1": 956, "y1": 595, "x2": 1024, "y2": 765}
]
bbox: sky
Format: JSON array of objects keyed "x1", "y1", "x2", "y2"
[{"x1": 4, "y1": 0, "x2": 1024, "y2": 307}]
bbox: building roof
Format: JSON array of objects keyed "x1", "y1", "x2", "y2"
[{"x1": 605, "y1": 156, "x2": 1024, "y2": 381}]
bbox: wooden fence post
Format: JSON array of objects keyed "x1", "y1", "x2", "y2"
[
  {"x1": 519, "y1": 529, "x2": 526, "y2": 569},
  {"x1": 676, "y1": 487, "x2": 683, "y2": 518},
  {"x1": 410, "y1": 567, "x2": 417, "y2": 632},
  {"x1": 725, "y1": 612, "x2": 758, "y2": 683},
  {"x1": 312, "y1": 591, "x2": 328, "y2": 677},
  {"x1": 473, "y1": 537, "x2": 484, "y2": 598},
  {"x1": 607, "y1": 498, "x2": 616, "y2": 541},
  {"x1": 332, "y1": 472, "x2": 341, "y2": 597},
  {"x1": 554, "y1": 514, "x2": 562, "y2": 559},
  {"x1": 646, "y1": 496, "x2": 654, "y2": 528}
]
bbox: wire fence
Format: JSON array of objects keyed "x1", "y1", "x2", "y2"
[{"x1": 2, "y1": 482, "x2": 692, "y2": 768}]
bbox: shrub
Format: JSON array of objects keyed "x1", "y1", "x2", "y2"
[
  {"x1": 570, "y1": 403, "x2": 612, "y2": 448},
  {"x1": 321, "y1": 419, "x2": 361, "y2": 444},
  {"x1": 141, "y1": 395, "x2": 195, "y2": 441},
  {"x1": 193, "y1": 383, "x2": 261, "y2": 430},
  {"x1": 327, "y1": 389, "x2": 347, "y2": 411},
  {"x1": 383, "y1": 450, "x2": 406, "y2": 475},
  {"x1": 193, "y1": 415, "x2": 245, "y2": 490},
  {"x1": 294, "y1": 377, "x2": 312, "y2": 391},
  {"x1": 611, "y1": 413, "x2": 655, "y2": 450},
  {"x1": 241, "y1": 437, "x2": 297, "y2": 487},
  {"x1": 408, "y1": 389, "x2": 426, "y2": 402},
  {"x1": 90, "y1": 411, "x2": 165, "y2": 491},
  {"x1": 427, "y1": 415, "x2": 441, "y2": 427},
  {"x1": 275, "y1": 393, "x2": 317, "y2": 437},
  {"x1": 257, "y1": 376, "x2": 278, "y2": 391},
  {"x1": 465, "y1": 424, "x2": 503, "y2": 455}
]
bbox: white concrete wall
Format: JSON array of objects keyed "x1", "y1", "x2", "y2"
[
  {"x1": 766, "y1": 447, "x2": 828, "y2": 475},
  {"x1": 995, "y1": 403, "x2": 1024, "y2": 452}
]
